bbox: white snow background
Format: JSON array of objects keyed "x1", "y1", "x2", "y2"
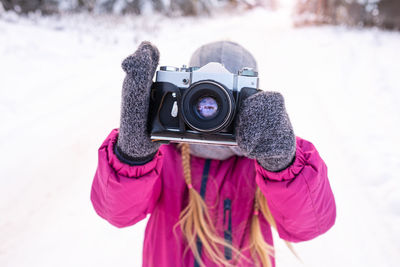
[{"x1": 1, "y1": 2, "x2": 399, "y2": 267}]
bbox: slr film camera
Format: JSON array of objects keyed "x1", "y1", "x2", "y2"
[{"x1": 148, "y1": 62, "x2": 261, "y2": 146}]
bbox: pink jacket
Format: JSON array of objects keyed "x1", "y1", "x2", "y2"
[{"x1": 91, "y1": 129, "x2": 336, "y2": 266}]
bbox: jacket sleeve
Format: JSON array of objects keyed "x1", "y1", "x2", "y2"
[
  {"x1": 255, "y1": 137, "x2": 336, "y2": 242},
  {"x1": 90, "y1": 129, "x2": 164, "y2": 228}
]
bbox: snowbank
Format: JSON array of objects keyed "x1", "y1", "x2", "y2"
[{"x1": 0, "y1": 6, "x2": 399, "y2": 267}]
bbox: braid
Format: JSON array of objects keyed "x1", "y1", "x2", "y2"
[
  {"x1": 178, "y1": 143, "x2": 240, "y2": 267},
  {"x1": 251, "y1": 188, "x2": 300, "y2": 266},
  {"x1": 180, "y1": 143, "x2": 192, "y2": 185},
  {"x1": 249, "y1": 188, "x2": 275, "y2": 267}
]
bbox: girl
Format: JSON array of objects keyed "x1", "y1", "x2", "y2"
[{"x1": 90, "y1": 41, "x2": 336, "y2": 267}]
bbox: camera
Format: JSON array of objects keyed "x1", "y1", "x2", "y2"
[{"x1": 148, "y1": 62, "x2": 260, "y2": 146}]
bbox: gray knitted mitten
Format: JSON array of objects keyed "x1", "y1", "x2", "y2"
[
  {"x1": 116, "y1": 41, "x2": 161, "y2": 164},
  {"x1": 236, "y1": 91, "x2": 296, "y2": 172}
]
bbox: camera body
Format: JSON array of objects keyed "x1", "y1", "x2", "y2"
[{"x1": 148, "y1": 62, "x2": 260, "y2": 146}]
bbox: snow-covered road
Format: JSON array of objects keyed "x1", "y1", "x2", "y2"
[{"x1": 1, "y1": 6, "x2": 399, "y2": 267}]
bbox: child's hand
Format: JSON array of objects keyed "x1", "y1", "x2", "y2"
[
  {"x1": 116, "y1": 41, "x2": 161, "y2": 163},
  {"x1": 236, "y1": 91, "x2": 296, "y2": 172}
]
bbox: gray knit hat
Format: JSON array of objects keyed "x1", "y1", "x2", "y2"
[{"x1": 189, "y1": 41, "x2": 258, "y2": 74}]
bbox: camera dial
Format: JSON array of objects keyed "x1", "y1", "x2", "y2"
[
  {"x1": 160, "y1": 66, "x2": 179, "y2": 72},
  {"x1": 239, "y1": 67, "x2": 258, "y2": 77}
]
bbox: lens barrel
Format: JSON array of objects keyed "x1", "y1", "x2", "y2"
[{"x1": 181, "y1": 81, "x2": 235, "y2": 133}]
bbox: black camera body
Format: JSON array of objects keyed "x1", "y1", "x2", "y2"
[{"x1": 148, "y1": 62, "x2": 260, "y2": 146}]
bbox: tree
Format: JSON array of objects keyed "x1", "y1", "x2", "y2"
[
  {"x1": 294, "y1": 0, "x2": 400, "y2": 30},
  {"x1": 0, "y1": 0, "x2": 271, "y2": 15}
]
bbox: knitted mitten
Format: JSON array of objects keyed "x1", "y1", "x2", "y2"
[
  {"x1": 236, "y1": 91, "x2": 296, "y2": 172},
  {"x1": 115, "y1": 41, "x2": 161, "y2": 164}
]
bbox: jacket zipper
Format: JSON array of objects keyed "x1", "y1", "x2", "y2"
[
  {"x1": 194, "y1": 159, "x2": 211, "y2": 267},
  {"x1": 223, "y1": 198, "x2": 233, "y2": 260}
]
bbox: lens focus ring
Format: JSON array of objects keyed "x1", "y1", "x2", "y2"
[{"x1": 181, "y1": 81, "x2": 235, "y2": 133}]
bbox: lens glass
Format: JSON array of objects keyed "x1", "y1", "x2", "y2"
[
  {"x1": 196, "y1": 96, "x2": 219, "y2": 119},
  {"x1": 181, "y1": 81, "x2": 235, "y2": 133}
]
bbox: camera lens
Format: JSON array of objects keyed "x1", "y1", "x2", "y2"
[
  {"x1": 181, "y1": 81, "x2": 235, "y2": 133},
  {"x1": 196, "y1": 97, "x2": 219, "y2": 119}
]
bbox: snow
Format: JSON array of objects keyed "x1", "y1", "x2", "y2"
[{"x1": 1, "y1": 3, "x2": 399, "y2": 267}]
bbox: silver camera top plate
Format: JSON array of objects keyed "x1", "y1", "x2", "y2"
[{"x1": 155, "y1": 62, "x2": 259, "y2": 91}]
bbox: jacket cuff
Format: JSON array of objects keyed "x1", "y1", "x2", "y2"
[
  {"x1": 105, "y1": 129, "x2": 163, "y2": 178},
  {"x1": 114, "y1": 144, "x2": 157, "y2": 166},
  {"x1": 255, "y1": 137, "x2": 305, "y2": 181}
]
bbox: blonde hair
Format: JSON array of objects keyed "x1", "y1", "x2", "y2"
[{"x1": 177, "y1": 143, "x2": 284, "y2": 267}]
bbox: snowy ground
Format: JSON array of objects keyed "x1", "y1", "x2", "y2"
[{"x1": 1, "y1": 4, "x2": 400, "y2": 267}]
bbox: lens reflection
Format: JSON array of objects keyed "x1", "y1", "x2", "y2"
[{"x1": 196, "y1": 97, "x2": 218, "y2": 118}]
